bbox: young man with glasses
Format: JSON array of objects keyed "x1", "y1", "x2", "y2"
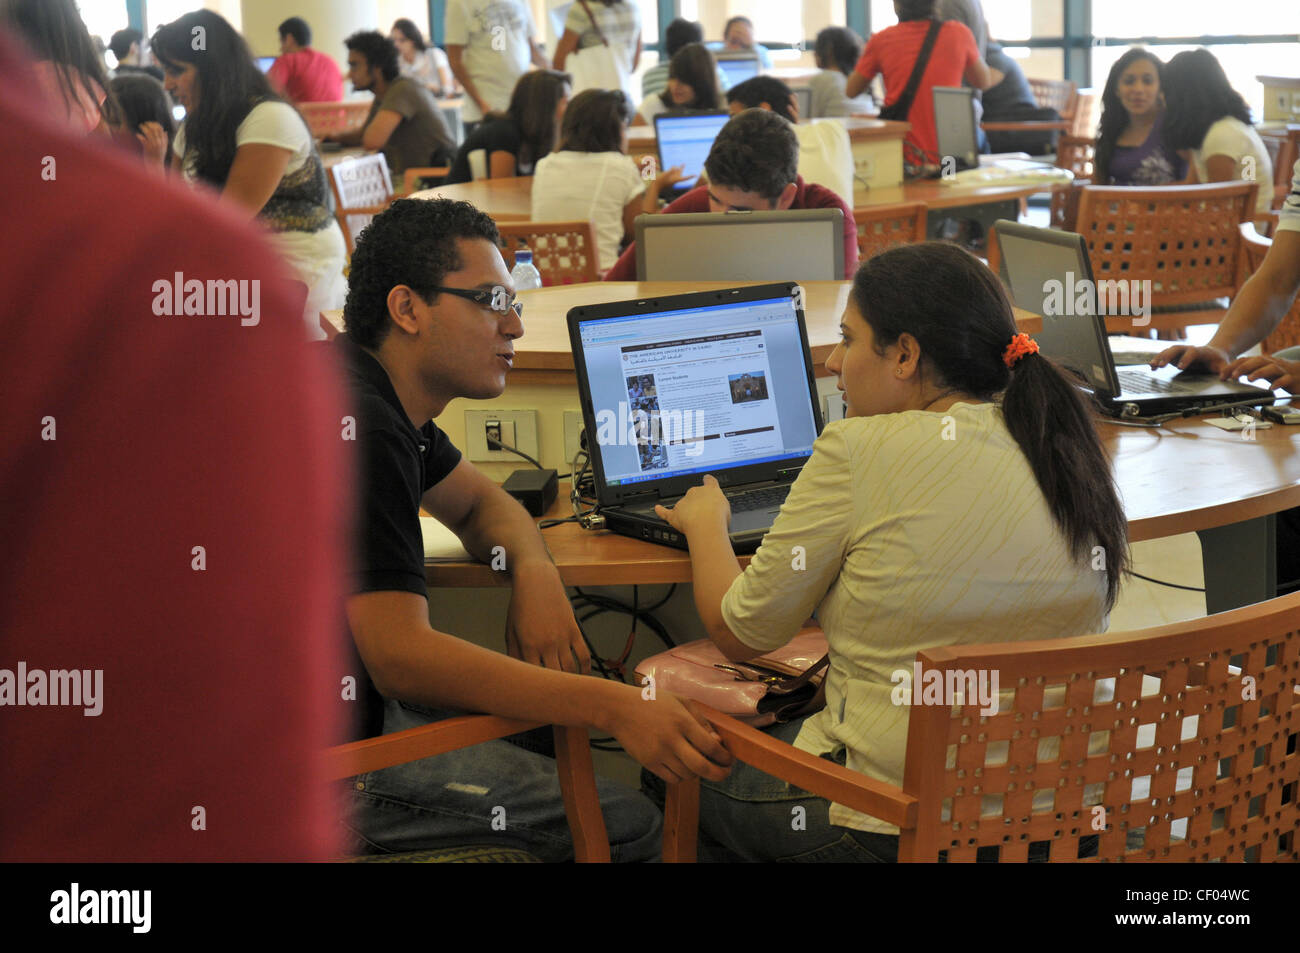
[
  {"x1": 604, "y1": 108, "x2": 858, "y2": 280},
  {"x1": 335, "y1": 198, "x2": 731, "y2": 861}
]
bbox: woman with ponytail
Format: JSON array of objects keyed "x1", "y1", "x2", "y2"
[{"x1": 654, "y1": 242, "x2": 1129, "y2": 862}]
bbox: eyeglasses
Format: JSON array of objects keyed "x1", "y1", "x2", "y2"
[{"x1": 429, "y1": 286, "x2": 524, "y2": 318}]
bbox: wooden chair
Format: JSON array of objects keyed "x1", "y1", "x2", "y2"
[
  {"x1": 1028, "y1": 77, "x2": 1079, "y2": 124},
  {"x1": 1048, "y1": 137, "x2": 1096, "y2": 232},
  {"x1": 852, "y1": 202, "x2": 928, "y2": 261},
  {"x1": 401, "y1": 166, "x2": 451, "y2": 196},
  {"x1": 663, "y1": 591, "x2": 1300, "y2": 862},
  {"x1": 1239, "y1": 222, "x2": 1300, "y2": 355},
  {"x1": 495, "y1": 221, "x2": 600, "y2": 285},
  {"x1": 328, "y1": 154, "x2": 394, "y2": 255},
  {"x1": 327, "y1": 714, "x2": 611, "y2": 862},
  {"x1": 1070, "y1": 88, "x2": 1099, "y2": 139},
  {"x1": 299, "y1": 101, "x2": 371, "y2": 140},
  {"x1": 1073, "y1": 181, "x2": 1259, "y2": 333}
]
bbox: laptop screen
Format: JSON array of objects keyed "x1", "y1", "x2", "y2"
[
  {"x1": 256, "y1": 56, "x2": 277, "y2": 73},
  {"x1": 933, "y1": 86, "x2": 978, "y2": 169},
  {"x1": 717, "y1": 56, "x2": 761, "y2": 87},
  {"x1": 636, "y1": 209, "x2": 844, "y2": 281},
  {"x1": 573, "y1": 292, "x2": 820, "y2": 490},
  {"x1": 655, "y1": 112, "x2": 729, "y2": 186}
]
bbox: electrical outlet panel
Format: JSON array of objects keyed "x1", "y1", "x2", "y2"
[{"x1": 464, "y1": 409, "x2": 539, "y2": 463}]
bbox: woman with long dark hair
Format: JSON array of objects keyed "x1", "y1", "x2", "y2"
[
  {"x1": 1093, "y1": 48, "x2": 1185, "y2": 186},
  {"x1": 152, "y1": 11, "x2": 345, "y2": 339},
  {"x1": 654, "y1": 243, "x2": 1129, "y2": 862},
  {"x1": 635, "y1": 42, "x2": 721, "y2": 124},
  {"x1": 444, "y1": 69, "x2": 570, "y2": 183},
  {"x1": 3, "y1": 0, "x2": 117, "y2": 133},
  {"x1": 390, "y1": 18, "x2": 453, "y2": 97},
  {"x1": 1163, "y1": 48, "x2": 1273, "y2": 216}
]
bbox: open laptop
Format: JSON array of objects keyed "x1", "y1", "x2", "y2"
[
  {"x1": 932, "y1": 87, "x2": 1050, "y2": 175},
  {"x1": 715, "y1": 50, "x2": 762, "y2": 88},
  {"x1": 654, "y1": 112, "x2": 729, "y2": 198},
  {"x1": 992, "y1": 220, "x2": 1275, "y2": 416},
  {"x1": 635, "y1": 208, "x2": 844, "y2": 281},
  {"x1": 792, "y1": 86, "x2": 812, "y2": 119},
  {"x1": 567, "y1": 283, "x2": 823, "y2": 552},
  {"x1": 256, "y1": 56, "x2": 277, "y2": 73}
]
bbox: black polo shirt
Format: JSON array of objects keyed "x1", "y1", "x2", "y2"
[{"x1": 336, "y1": 333, "x2": 462, "y2": 735}]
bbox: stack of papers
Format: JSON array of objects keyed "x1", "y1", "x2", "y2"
[
  {"x1": 940, "y1": 163, "x2": 1074, "y2": 188},
  {"x1": 421, "y1": 517, "x2": 471, "y2": 562}
]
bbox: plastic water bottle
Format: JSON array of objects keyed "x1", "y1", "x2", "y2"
[{"x1": 510, "y1": 249, "x2": 542, "y2": 290}]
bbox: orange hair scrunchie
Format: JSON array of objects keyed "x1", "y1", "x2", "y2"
[{"x1": 1003, "y1": 333, "x2": 1039, "y2": 369}]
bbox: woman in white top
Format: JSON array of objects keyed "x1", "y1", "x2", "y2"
[
  {"x1": 1163, "y1": 49, "x2": 1273, "y2": 217},
  {"x1": 654, "y1": 243, "x2": 1129, "y2": 861},
  {"x1": 531, "y1": 89, "x2": 646, "y2": 274},
  {"x1": 553, "y1": 0, "x2": 642, "y2": 103},
  {"x1": 391, "y1": 18, "x2": 454, "y2": 98},
  {"x1": 154, "y1": 11, "x2": 345, "y2": 340},
  {"x1": 634, "y1": 43, "x2": 722, "y2": 126}
]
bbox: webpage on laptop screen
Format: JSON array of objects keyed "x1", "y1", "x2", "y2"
[
  {"x1": 578, "y1": 296, "x2": 818, "y2": 487},
  {"x1": 658, "y1": 115, "x2": 728, "y2": 182}
]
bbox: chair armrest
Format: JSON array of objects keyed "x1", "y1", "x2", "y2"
[
  {"x1": 700, "y1": 707, "x2": 918, "y2": 827},
  {"x1": 326, "y1": 714, "x2": 542, "y2": 779}
]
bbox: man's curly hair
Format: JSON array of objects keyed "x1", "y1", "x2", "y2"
[
  {"x1": 703, "y1": 109, "x2": 798, "y2": 202},
  {"x1": 343, "y1": 199, "x2": 501, "y2": 348}
]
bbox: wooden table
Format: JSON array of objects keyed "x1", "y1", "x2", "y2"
[
  {"x1": 426, "y1": 415, "x2": 1300, "y2": 614},
  {"x1": 411, "y1": 174, "x2": 1063, "y2": 235}
]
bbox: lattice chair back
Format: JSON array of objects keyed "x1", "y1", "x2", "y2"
[
  {"x1": 1028, "y1": 78, "x2": 1078, "y2": 118},
  {"x1": 1055, "y1": 136, "x2": 1095, "y2": 179},
  {"x1": 852, "y1": 202, "x2": 928, "y2": 262},
  {"x1": 899, "y1": 592, "x2": 1300, "y2": 862},
  {"x1": 298, "y1": 101, "x2": 371, "y2": 139},
  {"x1": 329, "y1": 154, "x2": 394, "y2": 254},
  {"x1": 1074, "y1": 181, "x2": 1257, "y2": 308},
  {"x1": 1070, "y1": 89, "x2": 1098, "y2": 138},
  {"x1": 1239, "y1": 223, "x2": 1300, "y2": 355},
  {"x1": 496, "y1": 221, "x2": 600, "y2": 285}
]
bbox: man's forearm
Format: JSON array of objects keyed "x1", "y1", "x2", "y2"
[
  {"x1": 455, "y1": 487, "x2": 554, "y2": 572},
  {"x1": 446, "y1": 50, "x2": 485, "y2": 111}
]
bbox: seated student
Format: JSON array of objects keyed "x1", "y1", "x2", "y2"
[
  {"x1": 642, "y1": 17, "x2": 729, "y2": 101},
  {"x1": 652, "y1": 242, "x2": 1128, "y2": 862},
  {"x1": 445, "y1": 70, "x2": 570, "y2": 184},
  {"x1": 154, "y1": 11, "x2": 346, "y2": 341},
  {"x1": 268, "y1": 17, "x2": 343, "y2": 103},
  {"x1": 707, "y1": 15, "x2": 772, "y2": 70},
  {"x1": 4, "y1": 0, "x2": 114, "y2": 135},
  {"x1": 330, "y1": 31, "x2": 455, "y2": 178},
  {"x1": 726, "y1": 75, "x2": 855, "y2": 205},
  {"x1": 108, "y1": 27, "x2": 163, "y2": 81},
  {"x1": 982, "y1": 35, "x2": 1065, "y2": 156},
  {"x1": 635, "y1": 42, "x2": 722, "y2": 125},
  {"x1": 391, "y1": 18, "x2": 453, "y2": 98},
  {"x1": 808, "y1": 26, "x2": 873, "y2": 118},
  {"x1": 1163, "y1": 49, "x2": 1273, "y2": 217},
  {"x1": 1152, "y1": 158, "x2": 1300, "y2": 596},
  {"x1": 605, "y1": 108, "x2": 859, "y2": 280},
  {"x1": 845, "y1": 0, "x2": 992, "y2": 170},
  {"x1": 108, "y1": 72, "x2": 173, "y2": 167},
  {"x1": 1093, "y1": 48, "x2": 1185, "y2": 186},
  {"x1": 334, "y1": 198, "x2": 732, "y2": 861},
  {"x1": 531, "y1": 89, "x2": 645, "y2": 273}
]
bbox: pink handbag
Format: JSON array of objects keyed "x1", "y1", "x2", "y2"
[{"x1": 634, "y1": 627, "x2": 830, "y2": 727}]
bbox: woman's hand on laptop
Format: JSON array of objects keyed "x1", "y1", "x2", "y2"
[
  {"x1": 655, "y1": 474, "x2": 731, "y2": 539},
  {"x1": 1223, "y1": 353, "x2": 1299, "y2": 392},
  {"x1": 1149, "y1": 343, "x2": 1230, "y2": 374}
]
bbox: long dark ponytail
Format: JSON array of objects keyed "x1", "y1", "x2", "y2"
[{"x1": 851, "y1": 243, "x2": 1128, "y2": 607}]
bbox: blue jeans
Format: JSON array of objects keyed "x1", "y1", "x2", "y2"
[
  {"x1": 643, "y1": 718, "x2": 900, "y2": 863},
  {"x1": 343, "y1": 700, "x2": 662, "y2": 862}
]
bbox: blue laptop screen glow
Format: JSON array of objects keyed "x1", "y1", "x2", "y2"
[
  {"x1": 577, "y1": 296, "x2": 819, "y2": 487},
  {"x1": 717, "y1": 57, "x2": 760, "y2": 87},
  {"x1": 655, "y1": 113, "x2": 729, "y2": 183}
]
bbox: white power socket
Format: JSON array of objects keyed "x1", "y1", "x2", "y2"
[{"x1": 465, "y1": 409, "x2": 539, "y2": 463}]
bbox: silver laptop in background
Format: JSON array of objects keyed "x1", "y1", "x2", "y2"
[
  {"x1": 654, "y1": 112, "x2": 730, "y2": 198},
  {"x1": 991, "y1": 220, "x2": 1274, "y2": 416},
  {"x1": 933, "y1": 86, "x2": 980, "y2": 171},
  {"x1": 635, "y1": 208, "x2": 844, "y2": 281},
  {"x1": 715, "y1": 50, "x2": 762, "y2": 88}
]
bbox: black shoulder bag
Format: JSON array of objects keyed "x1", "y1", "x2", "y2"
[{"x1": 877, "y1": 19, "x2": 943, "y2": 122}]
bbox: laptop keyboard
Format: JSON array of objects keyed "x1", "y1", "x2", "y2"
[
  {"x1": 728, "y1": 485, "x2": 790, "y2": 513},
  {"x1": 1117, "y1": 368, "x2": 1199, "y2": 395}
]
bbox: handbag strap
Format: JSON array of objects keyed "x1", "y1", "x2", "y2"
[
  {"x1": 889, "y1": 18, "x2": 943, "y2": 121},
  {"x1": 578, "y1": 0, "x2": 611, "y2": 48}
]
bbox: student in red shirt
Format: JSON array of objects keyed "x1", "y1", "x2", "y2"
[
  {"x1": 846, "y1": 0, "x2": 990, "y2": 168},
  {"x1": 605, "y1": 108, "x2": 858, "y2": 280},
  {"x1": 0, "y1": 27, "x2": 348, "y2": 861},
  {"x1": 268, "y1": 16, "x2": 343, "y2": 103}
]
